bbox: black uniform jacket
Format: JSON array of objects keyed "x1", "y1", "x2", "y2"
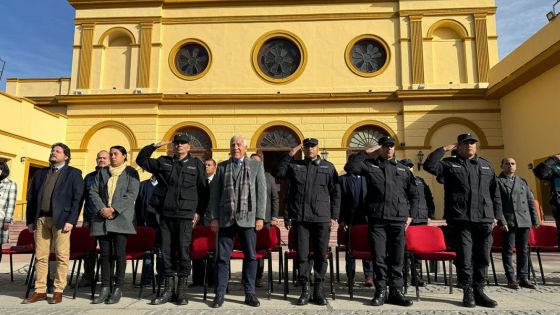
[
  {"x1": 533, "y1": 155, "x2": 560, "y2": 219},
  {"x1": 274, "y1": 153, "x2": 340, "y2": 223},
  {"x1": 136, "y1": 144, "x2": 208, "y2": 219},
  {"x1": 413, "y1": 176, "x2": 435, "y2": 224},
  {"x1": 345, "y1": 151, "x2": 419, "y2": 222},
  {"x1": 423, "y1": 147, "x2": 502, "y2": 223}
]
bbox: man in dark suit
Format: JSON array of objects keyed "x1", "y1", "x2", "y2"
[
  {"x1": 339, "y1": 166, "x2": 373, "y2": 287},
  {"x1": 498, "y1": 158, "x2": 539, "y2": 289},
  {"x1": 210, "y1": 135, "x2": 267, "y2": 308},
  {"x1": 250, "y1": 153, "x2": 280, "y2": 287},
  {"x1": 24, "y1": 143, "x2": 84, "y2": 304}
]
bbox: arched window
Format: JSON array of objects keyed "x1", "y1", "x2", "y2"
[
  {"x1": 346, "y1": 125, "x2": 390, "y2": 156},
  {"x1": 427, "y1": 20, "x2": 469, "y2": 85},
  {"x1": 99, "y1": 28, "x2": 135, "y2": 90}
]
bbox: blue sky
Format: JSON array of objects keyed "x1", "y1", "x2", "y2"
[{"x1": 0, "y1": 0, "x2": 555, "y2": 90}]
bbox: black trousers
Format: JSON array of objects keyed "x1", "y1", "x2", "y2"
[
  {"x1": 160, "y1": 216, "x2": 193, "y2": 277},
  {"x1": 215, "y1": 223, "x2": 257, "y2": 294},
  {"x1": 296, "y1": 221, "x2": 330, "y2": 283},
  {"x1": 502, "y1": 226, "x2": 530, "y2": 281},
  {"x1": 368, "y1": 220, "x2": 406, "y2": 289},
  {"x1": 451, "y1": 221, "x2": 493, "y2": 287},
  {"x1": 98, "y1": 233, "x2": 128, "y2": 288}
]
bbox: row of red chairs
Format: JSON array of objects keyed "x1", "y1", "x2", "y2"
[{"x1": 5, "y1": 223, "x2": 558, "y2": 301}]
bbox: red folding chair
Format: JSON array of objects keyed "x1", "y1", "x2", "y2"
[
  {"x1": 2, "y1": 229, "x2": 35, "y2": 283},
  {"x1": 529, "y1": 225, "x2": 560, "y2": 285},
  {"x1": 489, "y1": 225, "x2": 505, "y2": 286},
  {"x1": 190, "y1": 225, "x2": 216, "y2": 301},
  {"x1": 347, "y1": 224, "x2": 371, "y2": 299},
  {"x1": 282, "y1": 228, "x2": 335, "y2": 300},
  {"x1": 92, "y1": 226, "x2": 156, "y2": 299},
  {"x1": 406, "y1": 225, "x2": 456, "y2": 301},
  {"x1": 230, "y1": 226, "x2": 273, "y2": 299},
  {"x1": 335, "y1": 225, "x2": 347, "y2": 283},
  {"x1": 269, "y1": 225, "x2": 283, "y2": 284}
]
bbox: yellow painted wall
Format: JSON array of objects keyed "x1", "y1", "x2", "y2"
[{"x1": 0, "y1": 93, "x2": 68, "y2": 220}]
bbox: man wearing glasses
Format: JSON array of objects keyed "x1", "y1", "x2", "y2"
[{"x1": 136, "y1": 133, "x2": 209, "y2": 306}]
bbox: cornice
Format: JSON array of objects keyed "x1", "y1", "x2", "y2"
[
  {"x1": 74, "y1": 12, "x2": 396, "y2": 26},
  {"x1": 399, "y1": 7, "x2": 496, "y2": 17},
  {"x1": 69, "y1": 0, "x2": 397, "y2": 10},
  {"x1": 31, "y1": 89, "x2": 489, "y2": 106}
]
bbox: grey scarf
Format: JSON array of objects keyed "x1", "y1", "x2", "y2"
[{"x1": 224, "y1": 158, "x2": 252, "y2": 222}]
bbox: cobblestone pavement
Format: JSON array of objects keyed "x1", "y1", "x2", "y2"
[{"x1": 2, "y1": 259, "x2": 560, "y2": 314}]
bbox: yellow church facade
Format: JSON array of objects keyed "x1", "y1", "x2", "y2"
[{"x1": 2, "y1": 0, "x2": 558, "y2": 221}]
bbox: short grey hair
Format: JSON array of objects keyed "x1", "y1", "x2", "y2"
[{"x1": 230, "y1": 134, "x2": 248, "y2": 147}]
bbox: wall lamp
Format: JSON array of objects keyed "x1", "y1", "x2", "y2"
[
  {"x1": 20, "y1": 156, "x2": 27, "y2": 163},
  {"x1": 416, "y1": 150, "x2": 425, "y2": 170},
  {"x1": 320, "y1": 148, "x2": 329, "y2": 161},
  {"x1": 547, "y1": 0, "x2": 560, "y2": 21}
]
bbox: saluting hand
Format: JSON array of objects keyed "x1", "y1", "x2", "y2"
[
  {"x1": 154, "y1": 141, "x2": 172, "y2": 148},
  {"x1": 443, "y1": 144, "x2": 457, "y2": 152},
  {"x1": 366, "y1": 145, "x2": 382, "y2": 154},
  {"x1": 289, "y1": 144, "x2": 303, "y2": 157}
]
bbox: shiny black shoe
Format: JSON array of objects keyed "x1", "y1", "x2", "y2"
[
  {"x1": 212, "y1": 293, "x2": 225, "y2": 308},
  {"x1": 106, "y1": 287, "x2": 122, "y2": 304},
  {"x1": 312, "y1": 281, "x2": 327, "y2": 306},
  {"x1": 175, "y1": 277, "x2": 188, "y2": 305},
  {"x1": 244, "y1": 293, "x2": 260, "y2": 307},
  {"x1": 296, "y1": 283, "x2": 310, "y2": 305},
  {"x1": 387, "y1": 288, "x2": 413, "y2": 307},
  {"x1": 473, "y1": 287, "x2": 498, "y2": 308},
  {"x1": 92, "y1": 287, "x2": 110, "y2": 304},
  {"x1": 506, "y1": 279, "x2": 520, "y2": 290},
  {"x1": 519, "y1": 279, "x2": 537, "y2": 290},
  {"x1": 371, "y1": 287, "x2": 387, "y2": 306},
  {"x1": 151, "y1": 276, "x2": 175, "y2": 305},
  {"x1": 462, "y1": 286, "x2": 475, "y2": 308}
]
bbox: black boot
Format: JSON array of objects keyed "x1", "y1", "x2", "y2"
[
  {"x1": 296, "y1": 282, "x2": 310, "y2": 305},
  {"x1": 371, "y1": 287, "x2": 387, "y2": 306},
  {"x1": 387, "y1": 287, "x2": 413, "y2": 306},
  {"x1": 106, "y1": 287, "x2": 122, "y2": 304},
  {"x1": 312, "y1": 280, "x2": 327, "y2": 306},
  {"x1": 473, "y1": 286, "x2": 498, "y2": 308},
  {"x1": 151, "y1": 276, "x2": 175, "y2": 305},
  {"x1": 462, "y1": 286, "x2": 475, "y2": 308},
  {"x1": 176, "y1": 277, "x2": 188, "y2": 305},
  {"x1": 92, "y1": 287, "x2": 110, "y2": 304}
]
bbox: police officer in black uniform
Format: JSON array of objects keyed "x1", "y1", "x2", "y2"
[
  {"x1": 345, "y1": 136, "x2": 418, "y2": 307},
  {"x1": 423, "y1": 133, "x2": 501, "y2": 308},
  {"x1": 534, "y1": 154, "x2": 560, "y2": 246},
  {"x1": 136, "y1": 133, "x2": 209, "y2": 305},
  {"x1": 274, "y1": 138, "x2": 340, "y2": 306},
  {"x1": 400, "y1": 158, "x2": 435, "y2": 286}
]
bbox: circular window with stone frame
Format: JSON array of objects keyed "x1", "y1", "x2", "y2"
[
  {"x1": 169, "y1": 38, "x2": 212, "y2": 81},
  {"x1": 252, "y1": 31, "x2": 307, "y2": 84},
  {"x1": 345, "y1": 35, "x2": 390, "y2": 78}
]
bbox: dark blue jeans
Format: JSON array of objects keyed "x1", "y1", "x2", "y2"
[{"x1": 215, "y1": 224, "x2": 257, "y2": 295}]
